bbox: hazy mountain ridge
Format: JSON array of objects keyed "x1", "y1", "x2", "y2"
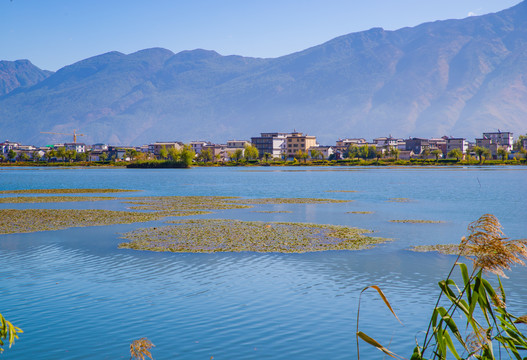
[
  {"x1": 0, "y1": 60, "x2": 53, "y2": 96},
  {"x1": 1, "y1": 1, "x2": 526, "y2": 145}
]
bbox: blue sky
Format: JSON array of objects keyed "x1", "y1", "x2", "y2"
[{"x1": 0, "y1": 0, "x2": 521, "y2": 71}]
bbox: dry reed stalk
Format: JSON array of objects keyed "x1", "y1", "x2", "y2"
[{"x1": 130, "y1": 338, "x2": 155, "y2": 360}]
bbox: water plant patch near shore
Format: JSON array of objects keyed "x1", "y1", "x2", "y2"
[
  {"x1": 325, "y1": 190, "x2": 359, "y2": 193},
  {"x1": 251, "y1": 210, "x2": 293, "y2": 214},
  {"x1": 0, "y1": 196, "x2": 117, "y2": 204},
  {"x1": 118, "y1": 219, "x2": 388, "y2": 253},
  {"x1": 235, "y1": 198, "x2": 351, "y2": 205},
  {"x1": 0, "y1": 209, "x2": 164, "y2": 234},
  {"x1": 347, "y1": 211, "x2": 374, "y2": 214},
  {"x1": 389, "y1": 219, "x2": 444, "y2": 224},
  {"x1": 387, "y1": 198, "x2": 413, "y2": 202},
  {"x1": 122, "y1": 196, "x2": 252, "y2": 212},
  {"x1": 0, "y1": 188, "x2": 138, "y2": 194},
  {"x1": 409, "y1": 244, "x2": 461, "y2": 254}
]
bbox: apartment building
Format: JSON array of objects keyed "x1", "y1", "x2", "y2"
[{"x1": 286, "y1": 132, "x2": 317, "y2": 158}]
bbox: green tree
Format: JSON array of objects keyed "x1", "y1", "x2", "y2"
[
  {"x1": 310, "y1": 149, "x2": 321, "y2": 160},
  {"x1": 198, "y1": 149, "x2": 213, "y2": 163},
  {"x1": 232, "y1": 149, "x2": 244, "y2": 163},
  {"x1": 263, "y1": 152, "x2": 271, "y2": 162},
  {"x1": 99, "y1": 152, "x2": 108, "y2": 162},
  {"x1": 159, "y1": 146, "x2": 168, "y2": 160},
  {"x1": 497, "y1": 147, "x2": 508, "y2": 161},
  {"x1": 7, "y1": 150, "x2": 16, "y2": 162},
  {"x1": 65, "y1": 150, "x2": 76, "y2": 162},
  {"x1": 447, "y1": 148, "x2": 463, "y2": 161},
  {"x1": 125, "y1": 149, "x2": 139, "y2": 161},
  {"x1": 45, "y1": 150, "x2": 55, "y2": 162},
  {"x1": 168, "y1": 147, "x2": 181, "y2": 162},
  {"x1": 75, "y1": 152, "x2": 87, "y2": 162},
  {"x1": 0, "y1": 154, "x2": 5, "y2": 162},
  {"x1": 431, "y1": 149, "x2": 442, "y2": 161},
  {"x1": 473, "y1": 146, "x2": 486, "y2": 162},
  {"x1": 19, "y1": 153, "x2": 30, "y2": 162},
  {"x1": 390, "y1": 147, "x2": 400, "y2": 160},
  {"x1": 180, "y1": 145, "x2": 195, "y2": 167},
  {"x1": 244, "y1": 144, "x2": 259, "y2": 161},
  {"x1": 513, "y1": 134, "x2": 526, "y2": 151},
  {"x1": 56, "y1": 147, "x2": 67, "y2": 162},
  {"x1": 31, "y1": 151, "x2": 40, "y2": 162},
  {"x1": 420, "y1": 148, "x2": 430, "y2": 160},
  {"x1": 375, "y1": 150, "x2": 383, "y2": 162}
]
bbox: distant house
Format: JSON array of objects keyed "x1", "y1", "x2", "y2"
[
  {"x1": 522, "y1": 138, "x2": 527, "y2": 150},
  {"x1": 405, "y1": 138, "x2": 430, "y2": 154},
  {"x1": 482, "y1": 131, "x2": 513, "y2": 152},
  {"x1": 189, "y1": 141, "x2": 210, "y2": 155},
  {"x1": 251, "y1": 132, "x2": 288, "y2": 159},
  {"x1": 148, "y1": 142, "x2": 184, "y2": 157},
  {"x1": 286, "y1": 132, "x2": 318, "y2": 159},
  {"x1": 446, "y1": 138, "x2": 468, "y2": 154},
  {"x1": 428, "y1": 138, "x2": 447, "y2": 156},
  {"x1": 64, "y1": 143, "x2": 86, "y2": 153},
  {"x1": 373, "y1": 136, "x2": 399, "y2": 154},
  {"x1": 398, "y1": 150, "x2": 415, "y2": 160},
  {"x1": 0, "y1": 140, "x2": 19, "y2": 154},
  {"x1": 310, "y1": 146, "x2": 334, "y2": 159},
  {"x1": 91, "y1": 143, "x2": 108, "y2": 151}
]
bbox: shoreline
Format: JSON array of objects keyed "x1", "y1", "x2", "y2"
[{"x1": 0, "y1": 158, "x2": 525, "y2": 168}]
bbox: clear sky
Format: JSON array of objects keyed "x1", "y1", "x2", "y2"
[{"x1": 0, "y1": 0, "x2": 521, "y2": 71}]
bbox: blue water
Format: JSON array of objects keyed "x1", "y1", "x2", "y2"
[{"x1": 0, "y1": 166, "x2": 526, "y2": 359}]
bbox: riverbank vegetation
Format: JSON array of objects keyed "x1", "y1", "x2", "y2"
[{"x1": 358, "y1": 214, "x2": 527, "y2": 360}]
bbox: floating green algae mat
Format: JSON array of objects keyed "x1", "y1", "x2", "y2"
[
  {"x1": 410, "y1": 244, "x2": 462, "y2": 255},
  {"x1": 236, "y1": 198, "x2": 351, "y2": 205},
  {"x1": 0, "y1": 209, "x2": 163, "y2": 234},
  {"x1": 347, "y1": 211, "x2": 374, "y2": 214},
  {"x1": 387, "y1": 198, "x2": 413, "y2": 202},
  {"x1": 390, "y1": 219, "x2": 444, "y2": 223},
  {"x1": 0, "y1": 196, "x2": 117, "y2": 203},
  {"x1": 0, "y1": 188, "x2": 138, "y2": 194},
  {"x1": 123, "y1": 196, "x2": 251, "y2": 211},
  {"x1": 325, "y1": 190, "x2": 358, "y2": 193},
  {"x1": 118, "y1": 219, "x2": 388, "y2": 253}
]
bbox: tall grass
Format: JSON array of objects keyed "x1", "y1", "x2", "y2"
[{"x1": 357, "y1": 214, "x2": 527, "y2": 359}]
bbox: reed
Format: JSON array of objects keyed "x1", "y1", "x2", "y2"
[{"x1": 357, "y1": 214, "x2": 527, "y2": 359}]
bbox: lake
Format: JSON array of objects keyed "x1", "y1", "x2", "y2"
[{"x1": 1, "y1": 166, "x2": 526, "y2": 359}]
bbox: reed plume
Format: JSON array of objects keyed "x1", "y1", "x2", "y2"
[
  {"x1": 460, "y1": 214, "x2": 527, "y2": 277},
  {"x1": 129, "y1": 337, "x2": 155, "y2": 360}
]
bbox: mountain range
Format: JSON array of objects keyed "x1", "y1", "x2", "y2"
[{"x1": 1, "y1": 1, "x2": 526, "y2": 145}]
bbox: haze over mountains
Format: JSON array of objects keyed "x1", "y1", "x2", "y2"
[{"x1": 1, "y1": 1, "x2": 526, "y2": 145}]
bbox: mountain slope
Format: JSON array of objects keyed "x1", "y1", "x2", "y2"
[
  {"x1": 1, "y1": 1, "x2": 526, "y2": 145},
  {"x1": 0, "y1": 60, "x2": 53, "y2": 96}
]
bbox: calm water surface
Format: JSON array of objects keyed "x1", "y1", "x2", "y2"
[{"x1": 0, "y1": 166, "x2": 526, "y2": 359}]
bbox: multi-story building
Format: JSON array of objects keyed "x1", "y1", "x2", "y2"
[
  {"x1": 446, "y1": 138, "x2": 469, "y2": 154},
  {"x1": 64, "y1": 143, "x2": 86, "y2": 153},
  {"x1": 405, "y1": 138, "x2": 430, "y2": 154},
  {"x1": 189, "y1": 141, "x2": 210, "y2": 155},
  {"x1": 0, "y1": 141, "x2": 19, "y2": 154},
  {"x1": 428, "y1": 138, "x2": 447, "y2": 156},
  {"x1": 373, "y1": 136, "x2": 398, "y2": 153},
  {"x1": 482, "y1": 131, "x2": 513, "y2": 151},
  {"x1": 285, "y1": 132, "x2": 317, "y2": 158},
  {"x1": 148, "y1": 142, "x2": 183, "y2": 156},
  {"x1": 226, "y1": 140, "x2": 251, "y2": 149},
  {"x1": 251, "y1": 133, "x2": 288, "y2": 159}
]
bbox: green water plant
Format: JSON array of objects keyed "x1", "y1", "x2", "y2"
[
  {"x1": 0, "y1": 312, "x2": 22, "y2": 353},
  {"x1": 357, "y1": 214, "x2": 527, "y2": 359},
  {"x1": 0, "y1": 196, "x2": 117, "y2": 203},
  {"x1": 119, "y1": 219, "x2": 388, "y2": 253},
  {"x1": 389, "y1": 220, "x2": 444, "y2": 224}
]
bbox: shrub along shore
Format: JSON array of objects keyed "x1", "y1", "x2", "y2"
[{"x1": 0, "y1": 157, "x2": 525, "y2": 168}]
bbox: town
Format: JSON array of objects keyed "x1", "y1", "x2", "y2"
[{"x1": 1, "y1": 130, "x2": 526, "y2": 164}]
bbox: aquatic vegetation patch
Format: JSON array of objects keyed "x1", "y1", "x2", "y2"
[
  {"x1": 387, "y1": 198, "x2": 413, "y2": 202},
  {"x1": 118, "y1": 219, "x2": 388, "y2": 253},
  {"x1": 325, "y1": 190, "x2": 359, "y2": 193},
  {"x1": 122, "y1": 196, "x2": 251, "y2": 212},
  {"x1": 0, "y1": 196, "x2": 117, "y2": 204},
  {"x1": 0, "y1": 188, "x2": 138, "y2": 194},
  {"x1": 390, "y1": 219, "x2": 444, "y2": 223},
  {"x1": 0, "y1": 209, "x2": 163, "y2": 234},
  {"x1": 251, "y1": 210, "x2": 293, "y2": 213},
  {"x1": 409, "y1": 244, "x2": 462, "y2": 255},
  {"x1": 236, "y1": 198, "x2": 351, "y2": 205},
  {"x1": 347, "y1": 211, "x2": 374, "y2": 214}
]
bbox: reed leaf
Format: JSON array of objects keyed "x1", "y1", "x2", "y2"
[{"x1": 356, "y1": 331, "x2": 398, "y2": 358}]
